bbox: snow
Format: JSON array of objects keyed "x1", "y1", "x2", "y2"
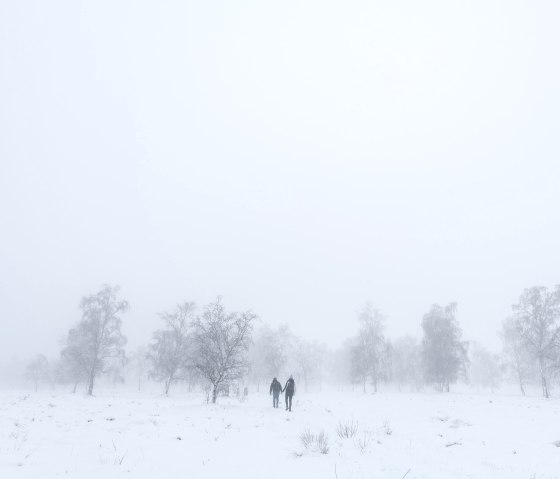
[{"x1": 1, "y1": 389, "x2": 559, "y2": 478}]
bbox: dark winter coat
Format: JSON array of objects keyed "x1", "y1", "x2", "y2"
[
  {"x1": 283, "y1": 378, "x2": 295, "y2": 396},
  {"x1": 270, "y1": 379, "x2": 282, "y2": 395}
]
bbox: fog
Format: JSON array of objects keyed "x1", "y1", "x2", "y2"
[{"x1": 1, "y1": 0, "x2": 559, "y2": 368}]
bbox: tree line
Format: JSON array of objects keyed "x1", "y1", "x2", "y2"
[
  {"x1": 337, "y1": 286, "x2": 560, "y2": 398},
  {"x1": 24, "y1": 285, "x2": 560, "y2": 399}
]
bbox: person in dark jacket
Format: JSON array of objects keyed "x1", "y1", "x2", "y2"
[
  {"x1": 269, "y1": 377, "x2": 282, "y2": 408},
  {"x1": 283, "y1": 375, "x2": 295, "y2": 411}
]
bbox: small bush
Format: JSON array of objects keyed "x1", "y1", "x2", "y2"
[
  {"x1": 354, "y1": 431, "x2": 374, "y2": 454},
  {"x1": 382, "y1": 420, "x2": 392, "y2": 436},
  {"x1": 316, "y1": 431, "x2": 330, "y2": 454},
  {"x1": 300, "y1": 429, "x2": 315, "y2": 449},
  {"x1": 300, "y1": 429, "x2": 330, "y2": 455},
  {"x1": 337, "y1": 419, "x2": 359, "y2": 439}
]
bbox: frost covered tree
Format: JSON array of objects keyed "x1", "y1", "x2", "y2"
[
  {"x1": 391, "y1": 335, "x2": 422, "y2": 391},
  {"x1": 128, "y1": 346, "x2": 149, "y2": 392},
  {"x1": 247, "y1": 333, "x2": 268, "y2": 390},
  {"x1": 25, "y1": 354, "x2": 51, "y2": 391},
  {"x1": 292, "y1": 338, "x2": 327, "y2": 392},
  {"x1": 512, "y1": 286, "x2": 560, "y2": 398},
  {"x1": 58, "y1": 337, "x2": 89, "y2": 393},
  {"x1": 468, "y1": 343, "x2": 501, "y2": 392},
  {"x1": 61, "y1": 285, "x2": 129, "y2": 395},
  {"x1": 191, "y1": 297, "x2": 255, "y2": 403},
  {"x1": 249, "y1": 324, "x2": 292, "y2": 389},
  {"x1": 349, "y1": 335, "x2": 369, "y2": 392},
  {"x1": 500, "y1": 317, "x2": 534, "y2": 396},
  {"x1": 352, "y1": 304, "x2": 389, "y2": 392},
  {"x1": 330, "y1": 341, "x2": 354, "y2": 390},
  {"x1": 421, "y1": 303, "x2": 468, "y2": 392},
  {"x1": 148, "y1": 302, "x2": 195, "y2": 395}
]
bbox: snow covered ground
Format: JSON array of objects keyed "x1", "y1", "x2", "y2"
[{"x1": 1, "y1": 388, "x2": 559, "y2": 478}]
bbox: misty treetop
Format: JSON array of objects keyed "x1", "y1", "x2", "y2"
[
  {"x1": 25, "y1": 354, "x2": 51, "y2": 392},
  {"x1": 191, "y1": 297, "x2": 256, "y2": 403},
  {"x1": 351, "y1": 304, "x2": 390, "y2": 393},
  {"x1": 147, "y1": 302, "x2": 196, "y2": 395},
  {"x1": 60, "y1": 285, "x2": 129, "y2": 395},
  {"x1": 421, "y1": 303, "x2": 468, "y2": 392},
  {"x1": 510, "y1": 285, "x2": 560, "y2": 398}
]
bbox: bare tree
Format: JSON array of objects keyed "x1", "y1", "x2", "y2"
[
  {"x1": 292, "y1": 338, "x2": 327, "y2": 392},
  {"x1": 58, "y1": 332, "x2": 89, "y2": 393},
  {"x1": 249, "y1": 324, "x2": 292, "y2": 390},
  {"x1": 61, "y1": 285, "x2": 129, "y2": 396},
  {"x1": 468, "y1": 343, "x2": 501, "y2": 393},
  {"x1": 148, "y1": 302, "x2": 195, "y2": 395},
  {"x1": 421, "y1": 303, "x2": 468, "y2": 392},
  {"x1": 25, "y1": 354, "x2": 51, "y2": 391},
  {"x1": 349, "y1": 336, "x2": 369, "y2": 392},
  {"x1": 247, "y1": 333, "x2": 268, "y2": 391},
  {"x1": 329, "y1": 340, "x2": 354, "y2": 390},
  {"x1": 512, "y1": 285, "x2": 560, "y2": 398},
  {"x1": 128, "y1": 346, "x2": 149, "y2": 392},
  {"x1": 353, "y1": 304, "x2": 388, "y2": 393},
  {"x1": 106, "y1": 358, "x2": 126, "y2": 388},
  {"x1": 191, "y1": 297, "x2": 256, "y2": 403},
  {"x1": 263, "y1": 324, "x2": 292, "y2": 378},
  {"x1": 500, "y1": 317, "x2": 534, "y2": 396},
  {"x1": 391, "y1": 335, "x2": 422, "y2": 391}
]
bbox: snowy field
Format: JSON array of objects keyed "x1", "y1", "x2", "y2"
[{"x1": 1, "y1": 389, "x2": 559, "y2": 479}]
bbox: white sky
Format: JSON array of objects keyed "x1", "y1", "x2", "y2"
[{"x1": 1, "y1": 0, "x2": 559, "y2": 362}]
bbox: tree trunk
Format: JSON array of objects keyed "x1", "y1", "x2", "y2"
[
  {"x1": 517, "y1": 371, "x2": 525, "y2": 396},
  {"x1": 72, "y1": 381, "x2": 79, "y2": 394},
  {"x1": 212, "y1": 384, "x2": 218, "y2": 403},
  {"x1": 539, "y1": 358, "x2": 549, "y2": 398},
  {"x1": 87, "y1": 371, "x2": 95, "y2": 396},
  {"x1": 165, "y1": 376, "x2": 172, "y2": 396},
  {"x1": 541, "y1": 375, "x2": 549, "y2": 398},
  {"x1": 34, "y1": 380, "x2": 38, "y2": 392},
  {"x1": 87, "y1": 358, "x2": 98, "y2": 396}
]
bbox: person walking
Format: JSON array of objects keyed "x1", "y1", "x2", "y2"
[
  {"x1": 269, "y1": 377, "x2": 282, "y2": 408},
  {"x1": 283, "y1": 375, "x2": 295, "y2": 411}
]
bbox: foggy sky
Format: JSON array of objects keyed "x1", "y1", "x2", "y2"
[{"x1": 1, "y1": 0, "x2": 560, "y2": 363}]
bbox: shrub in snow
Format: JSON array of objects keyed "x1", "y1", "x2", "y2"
[
  {"x1": 300, "y1": 429, "x2": 315, "y2": 449},
  {"x1": 316, "y1": 431, "x2": 330, "y2": 454},
  {"x1": 337, "y1": 419, "x2": 359, "y2": 439},
  {"x1": 300, "y1": 429, "x2": 330, "y2": 455},
  {"x1": 382, "y1": 420, "x2": 392, "y2": 435},
  {"x1": 354, "y1": 431, "x2": 374, "y2": 454}
]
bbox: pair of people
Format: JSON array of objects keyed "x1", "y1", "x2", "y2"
[{"x1": 269, "y1": 375, "x2": 296, "y2": 411}]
